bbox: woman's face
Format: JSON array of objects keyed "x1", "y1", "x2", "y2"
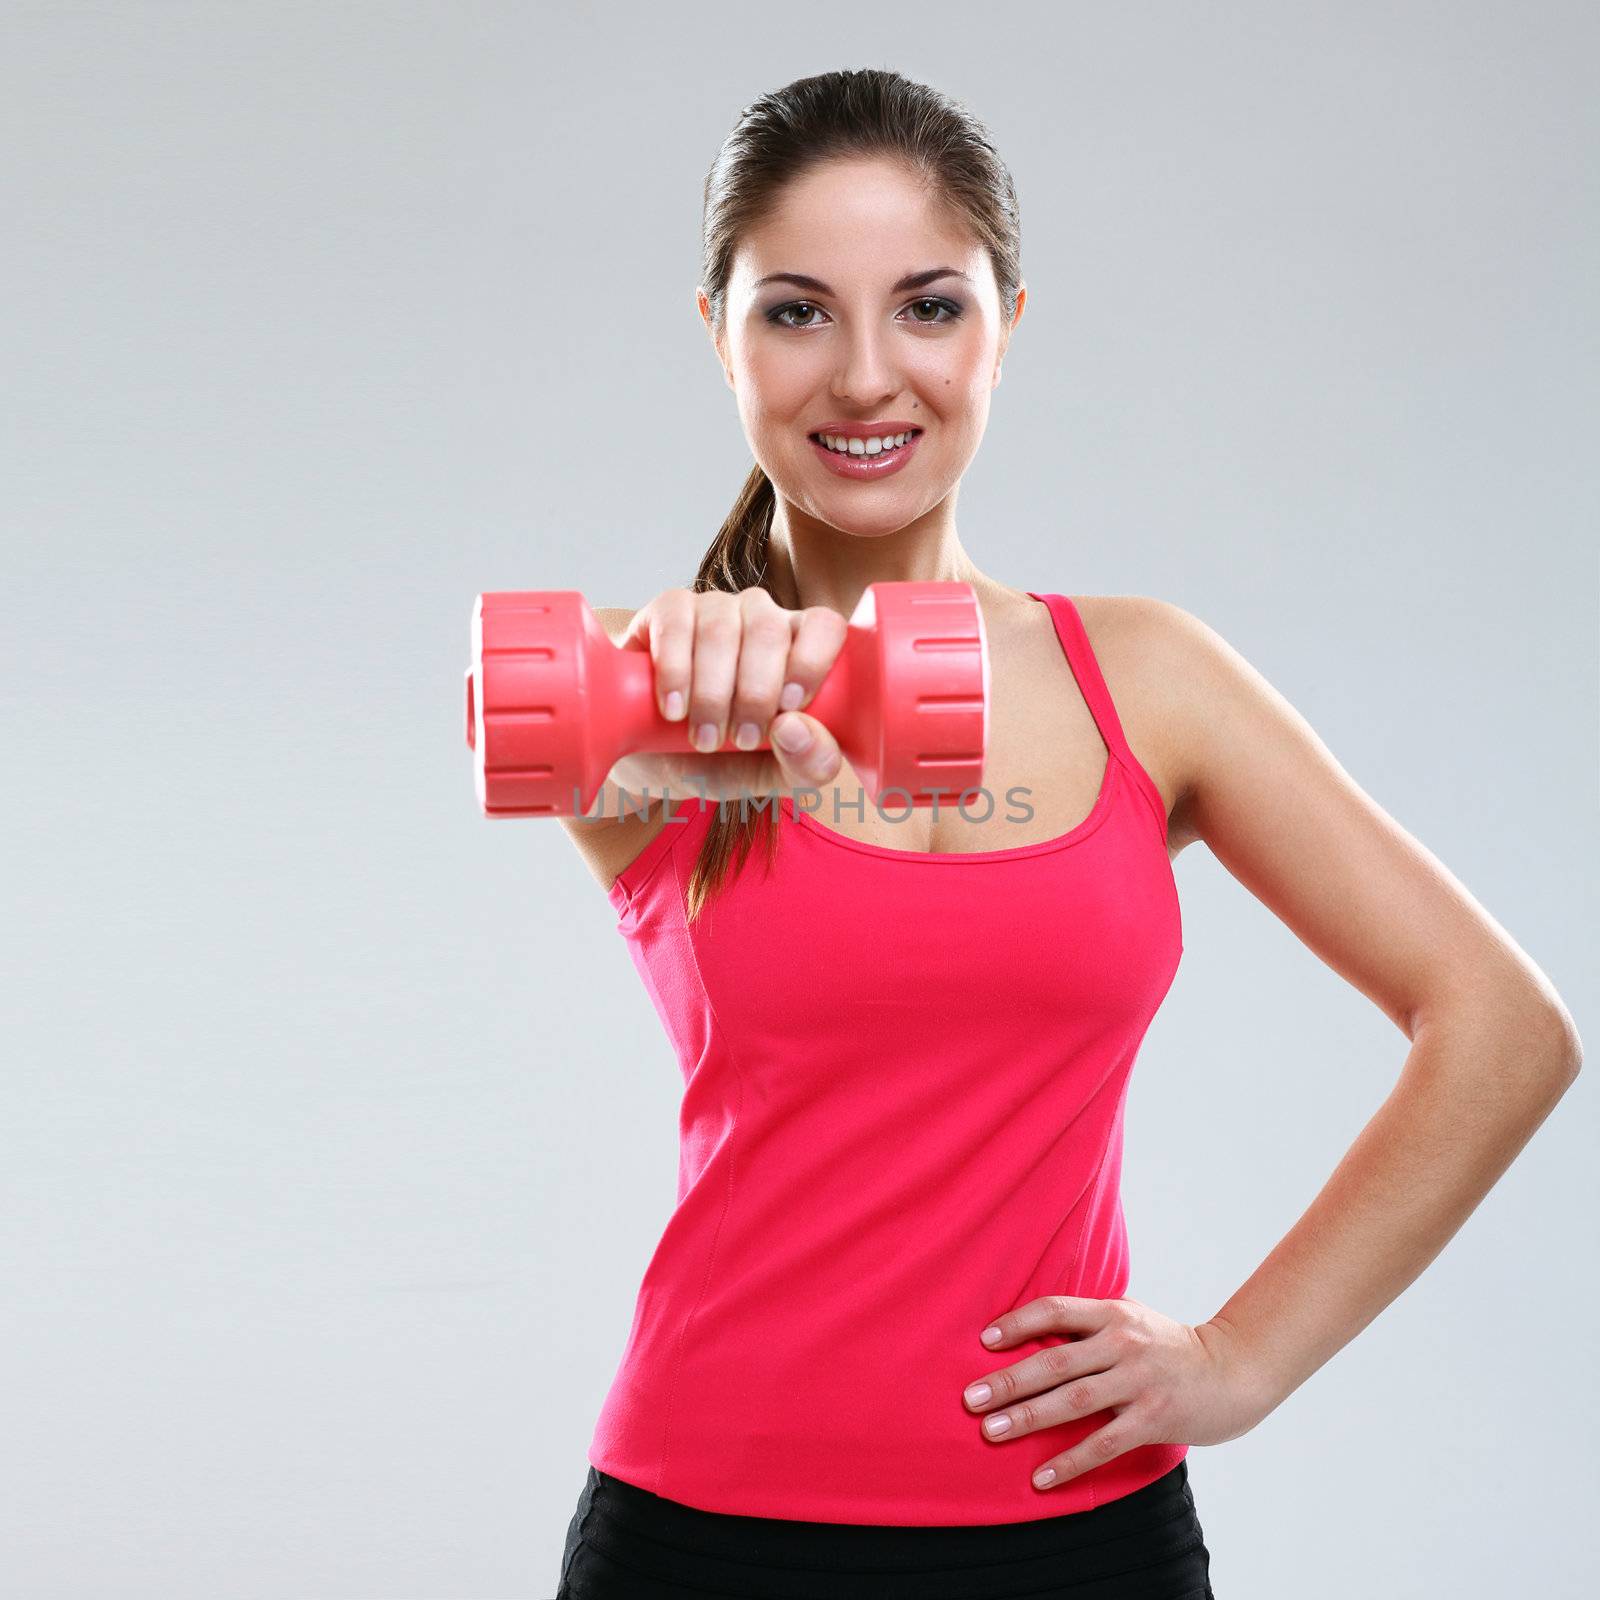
[{"x1": 702, "y1": 155, "x2": 1023, "y2": 539}]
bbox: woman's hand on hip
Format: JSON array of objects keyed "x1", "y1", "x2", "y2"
[{"x1": 961, "y1": 1295, "x2": 1275, "y2": 1492}]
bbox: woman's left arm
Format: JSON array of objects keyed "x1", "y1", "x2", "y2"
[{"x1": 1155, "y1": 597, "x2": 1583, "y2": 1414}]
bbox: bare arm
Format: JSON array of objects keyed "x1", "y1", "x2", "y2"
[{"x1": 1141, "y1": 597, "x2": 1583, "y2": 1411}]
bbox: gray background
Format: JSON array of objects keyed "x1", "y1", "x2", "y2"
[{"x1": 5, "y1": 2, "x2": 1596, "y2": 1595}]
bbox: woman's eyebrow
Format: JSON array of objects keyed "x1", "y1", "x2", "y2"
[{"x1": 752, "y1": 267, "x2": 972, "y2": 294}]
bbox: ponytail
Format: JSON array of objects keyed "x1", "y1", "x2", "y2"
[{"x1": 682, "y1": 462, "x2": 782, "y2": 926}]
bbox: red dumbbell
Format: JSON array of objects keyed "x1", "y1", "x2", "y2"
[{"x1": 464, "y1": 581, "x2": 990, "y2": 819}]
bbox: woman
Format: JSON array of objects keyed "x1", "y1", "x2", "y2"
[{"x1": 551, "y1": 68, "x2": 1581, "y2": 1598}]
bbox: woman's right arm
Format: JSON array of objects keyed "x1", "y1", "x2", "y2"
[{"x1": 558, "y1": 591, "x2": 847, "y2": 893}]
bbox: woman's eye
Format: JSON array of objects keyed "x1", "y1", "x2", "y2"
[
  {"x1": 765, "y1": 296, "x2": 964, "y2": 330},
  {"x1": 905, "y1": 296, "x2": 962, "y2": 324},
  {"x1": 769, "y1": 301, "x2": 824, "y2": 329}
]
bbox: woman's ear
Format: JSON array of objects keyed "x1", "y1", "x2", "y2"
[
  {"x1": 1004, "y1": 282, "x2": 1026, "y2": 344},
  {"x1": 994, "y1": 283, "x2": 1025, "y2": 382},
  {"x1": 695, "y1": 287, "x2": 734, "y2": 388}
]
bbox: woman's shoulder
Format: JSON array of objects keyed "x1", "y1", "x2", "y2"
[
  {"x1": 1073, "y1": 594, "x2": 1341, "y2": 861},
  {"x1": 1065, "y1": 594, "x2": 1211, "y2": 856}
]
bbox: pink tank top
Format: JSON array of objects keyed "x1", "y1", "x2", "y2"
[{"x1": 588, "y1": 592, "x2": 1186, "y2": 1525}]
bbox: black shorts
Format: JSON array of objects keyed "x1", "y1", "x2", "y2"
[{"x1": 556, "y1": 1458, "x2": 1214, "y2": 1598}]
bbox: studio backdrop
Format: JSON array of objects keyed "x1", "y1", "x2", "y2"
[{"x1": 5, "y1": 3, "x2": 1596, "y2": 1597}]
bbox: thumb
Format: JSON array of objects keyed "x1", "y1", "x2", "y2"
[{"x1": 768, "y1": 709, "x2": 840, "y2": 789}]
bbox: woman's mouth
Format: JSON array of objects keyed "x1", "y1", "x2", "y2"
[{"x1": 807, "y1": 427, "x2": 923, "y2": 479}]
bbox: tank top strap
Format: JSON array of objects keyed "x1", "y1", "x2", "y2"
[{"x1": 1026, "y1": 591, "x2": 1170, "y2": 843}]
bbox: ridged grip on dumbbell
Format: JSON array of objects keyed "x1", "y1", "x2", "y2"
[
  {"x1": 836, "y1": 582, "x2": 989, "y2": 805},
  {"x1": 465, "y1": 591, "x2": 607, "y2": 818}
]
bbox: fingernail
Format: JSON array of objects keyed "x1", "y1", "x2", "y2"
[
  {"x1": 772, "y1": 714, "x2": 811, "y2": 753},
  {"x1": 779, "y1": 681, "x2": 804, "y2": 711},
  {"x1": 964, "y1": 1383, "x2": 992, "y2": 1407},
  {"x1": 984, "y1": 1413, "x2": 1012, "y2": 1436},
  {"x1": 981, "y1": 1326, "x2": 1002, "y2": 1346},
  {"x1": 664, "y1": 690, "x2": 684, "y2": 720},
  {"x1": 1034, "y1": 1467, "x2": 1057, "y2": 1488},
  {"x1": 735, "y1": 722, "x2": 760, "y2": 750},
  {"x1": 694, "y1": 722, "x2": 719, "y2": 752}
]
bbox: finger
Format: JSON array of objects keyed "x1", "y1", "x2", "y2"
[
  {"x1": 963, "y1": 1330, "x2": 1117, "y2": 1415},
  {"x1": 971, "y1": 1357, "x2": 1133, "y2": 1446},
  {"x1": 729, "y1": 590, "x2": 793, "y2": 751},
  {"x1": 617, "y1": 588, "x2": 689, "y2": 651},
  {"x1": 777, "y1": 605, "x2": 850, "y2": 714},
  {"x1": 687, "y1": 591, "x2": 743, "y2": 753},
  {"x1": 1028, "y1": 1414, "x2": 1146, "y2": 1492},
  {"x1": 769, "y1": 709, "x2": 841, "y2": 788},
  {"x1": 625, "y1": 590, "x2": 696, "y2": 723},
  {"x1": 980, "y1": 1295, "x2": 1119, "y2": 1352}
]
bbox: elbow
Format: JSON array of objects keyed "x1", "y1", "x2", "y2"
[
  {"x1": 1555, "y1": 1011, "x2": 1583, "y2": 1082},
  {"x1": 1532, "y1": 997, "x2": 1583, "y2": 1086},
  {"x1": 1415, "y1": 988, "x2": 1582, "y2": 1090}
]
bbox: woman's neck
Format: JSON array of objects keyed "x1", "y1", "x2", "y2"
[{"x1": 763, "y1": 526, "x2": 1010, "y2": 617}]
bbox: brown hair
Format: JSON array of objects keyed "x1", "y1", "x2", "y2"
[{"x1": 685, "y1": 67, "x2": 1022, "y2": 925}]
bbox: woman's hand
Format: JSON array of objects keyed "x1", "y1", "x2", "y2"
[
  {"x1": 608, "y1": 586, "x2": 847, "y2": 806},
  {"x1": 961, "y1": 1295, "x2": 1275, "y2": 1491}
]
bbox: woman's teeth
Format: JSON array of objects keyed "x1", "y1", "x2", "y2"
[{"x1": 813, "y1": 430, "x2": 917, "y2": 456}]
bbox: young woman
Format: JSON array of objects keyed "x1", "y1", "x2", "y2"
[{"x1": 552, "y1": 68, "x2": 1581, "y2": 1600}]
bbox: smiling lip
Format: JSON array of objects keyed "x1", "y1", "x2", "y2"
[
  {"x1": 809, "y1": 419, "x2": 920, "y2": 438},
  {"x1": 807, "y1": 426, "x2": 923, "y2": 479}
]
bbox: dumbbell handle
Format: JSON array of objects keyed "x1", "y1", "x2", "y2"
[
  {"x1": 465, "y1": 583, "x2": 987, "y2": 818},
  {"x1": 600, "y1": 621, "x2": 867, "y2": 758}
]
